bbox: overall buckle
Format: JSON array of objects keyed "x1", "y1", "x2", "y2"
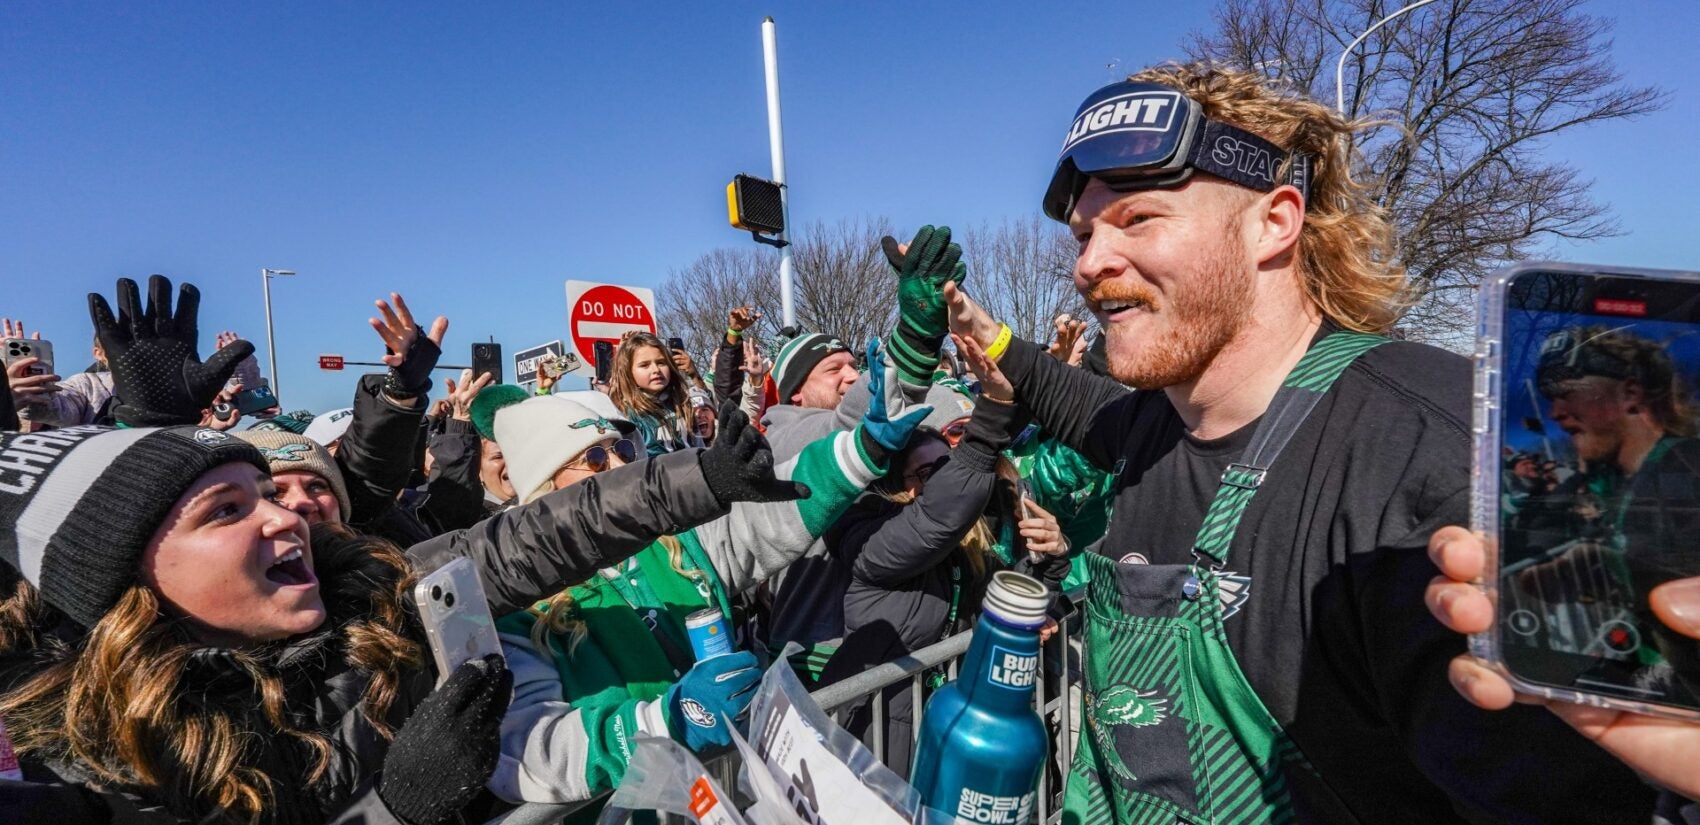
[{"x1": 1220, "y1": 463, "x2": 1267, "y2": 490}]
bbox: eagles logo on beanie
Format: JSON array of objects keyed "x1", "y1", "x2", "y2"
[
  {"x1": 0, "y1": 425, "x2": 270, "y2": 627},
  {"x1": 772, "y1": 333, "x2": 851, "y2": 405},
  {"x1": 235, "y1": 430, "x2": 354, "y2": 521}
]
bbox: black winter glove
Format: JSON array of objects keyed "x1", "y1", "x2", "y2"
[
  {"x1": 698, "y1": 400, "x2": 811, "y2": 506},
  {"x1": 378, "y1": 654, "x2": 513, "y2": 825},
  {"x1": 88, "y1": 275, "x2": 254, "y2": 427},
  {"x1": 382, "y1": 326, "x2": 442, "y2": 399}
]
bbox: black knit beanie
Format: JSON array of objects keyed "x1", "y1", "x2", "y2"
[{"x1": 0, "y1": 425, "x2": 270, "y2": 627}]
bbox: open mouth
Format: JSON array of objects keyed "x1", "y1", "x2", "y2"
[
  {"x1": 265, "y1": 548, "x2": 316, "y2": 587},
  {"x1": 1091, "y1": 298, "x2": 1151, "y2": 323}
]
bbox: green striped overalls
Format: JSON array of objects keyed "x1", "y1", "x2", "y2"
[{"x1": 1063, "y1": 332, "x2": 1384, "y2": 825}]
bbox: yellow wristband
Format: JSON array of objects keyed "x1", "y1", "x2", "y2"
[{"x1": 983, "y1": 324, "x2": 1014, "y2": 361}]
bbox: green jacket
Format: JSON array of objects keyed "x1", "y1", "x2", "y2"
[
  {"x1": 489, "y1": 426, "x2": 885, "y2": 804},
  {"x1": 1008, "y1": 427, "x2": 1115, "y2": 591}
]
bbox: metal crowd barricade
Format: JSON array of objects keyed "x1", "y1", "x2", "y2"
[{"x1": 485, "y1": 591, "x2": 1085, "y2": 825}]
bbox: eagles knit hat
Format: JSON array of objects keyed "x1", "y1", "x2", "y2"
[
  {"x1": 303, "y1": 407, "x2": 355, "y2": 447},
  {"x1": 0, "y1": 425, "x2": 270, "y2": 628},
  {"x1": 772, "y1": 333, "x2": 850, "y2": 405},
  {"x1": 235, "y1": 430, "x2": 353, "y2": 520},
  {"x1": 490, "y1": 395, "x2": 627, "y2": 505},
  {"x1": 920, "y1": 380, "x2": 977, "y2": 432}
]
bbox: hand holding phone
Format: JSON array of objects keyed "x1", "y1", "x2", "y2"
[
  {"x1": 593, "y1": 340, "x2": 615, "y2": 385},
  {"x1": 1472, "y1": 261, "x2": 1700, "y2": 719},
  {"x1": 2, "y1": 338, "x2": 55, "y2": 378},
  {"x1": 413, "y1": 558, "x2": 504, "y2": 686}
]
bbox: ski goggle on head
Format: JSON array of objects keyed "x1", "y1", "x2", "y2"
[{"x1": 1041, "y1": 81, "x2": 1314, "y2": 222}]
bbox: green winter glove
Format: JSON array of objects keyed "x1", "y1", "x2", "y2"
[{"x1": 882, "y1": 225, "x2": 967, "y2": 386}]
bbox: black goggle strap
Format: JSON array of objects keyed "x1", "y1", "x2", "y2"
[{"x1": 1184, "y1": 119, "x2": 1313, "y2": 206}]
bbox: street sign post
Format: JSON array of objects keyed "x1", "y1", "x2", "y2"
[
  {"x1": 565, "y1": 280, "x2": 657, "y2": 376},
  {"x1": 513, "y1": 340, "x2": 566, "y2": 389}
]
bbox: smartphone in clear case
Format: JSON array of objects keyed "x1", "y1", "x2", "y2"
[
  {"x1": 1472, "y1": 261, "x2": 1700, "y2": 719},
  {"x1": 413, "y1": 558, "x2": 504, "y2": 686}
]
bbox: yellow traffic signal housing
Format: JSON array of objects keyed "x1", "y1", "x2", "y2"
[{"x1": 726, "y1": 174, "x2": 785, "y2": 235}]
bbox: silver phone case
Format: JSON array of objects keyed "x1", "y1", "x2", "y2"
[
  {"x1": 1, "y1": 338, "x2": 55, "y2": 377},
  {"x1": 1472, "y1": 259, "x2": 1700, "y2": 720},
  {"x1": 412, "y1": 557, "x2": 504, "y2": 686}
]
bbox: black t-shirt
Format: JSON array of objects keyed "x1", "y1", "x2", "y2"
[{"x1": 1000, "y1": 331, "x2": 1654, "y2": 824}]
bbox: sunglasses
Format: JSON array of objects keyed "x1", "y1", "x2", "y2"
[{"x1": 566, "y1": 439, "x2": 639, "y2": 472}]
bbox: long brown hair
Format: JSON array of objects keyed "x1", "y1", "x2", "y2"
[
  {"x1": 608, "y1": 332, "x2": 694, "y2": 426},
  {"x1": 0, "y1": 522, "x2": 424, "y2": 824}
]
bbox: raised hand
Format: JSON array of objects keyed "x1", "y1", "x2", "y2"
[
  {"x1": 883, "y1": 224, "x2": 968, "y2": 386},
  {"x1": 88, "y1": 275, "x2": 254, "y2": 426},
  {"x1": 952, "y1": 332, "x2": 1015, "y2": 404},
  {"x1": 445, "y1": 369, "x2": 494, "y2": 421},
  {"x1": 857, "y1": 339, "x2": 933, "y2": 466},
  {"x1": 943, "y1": 281, "x2": 1003, "y2": 354},
  {"x1": 1, "y1": 318, "x2": 41, "y2": 340},
  {"x1": 728, "y1": 305, "x2": 760, "y2": 340},
  {"x1": 370, "y1": 293, "x2": 448, "y2": 401},
  {"x1": 697, "y1": 400, "x2": 810, "y2": 505},
  {"x1": 738, "y1": 337, "x2": 771, "y2": 380},
  {"x1": 1048, "y1": 314, "x2": 1089, "y2": 366}
]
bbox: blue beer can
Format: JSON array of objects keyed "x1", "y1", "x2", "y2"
[{"x1": 685, "y1": 607, "x2": 734, "y2": 661}]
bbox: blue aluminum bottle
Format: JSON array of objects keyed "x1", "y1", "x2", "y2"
[{"x1": 910, "y1": 571, "x2": 1051, "y2": 824}]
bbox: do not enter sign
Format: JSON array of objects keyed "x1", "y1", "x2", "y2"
[{"x1": 565, "y1": 280, "x2": 657, "y2": 374}]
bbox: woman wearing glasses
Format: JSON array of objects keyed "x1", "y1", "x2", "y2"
[{"x1": 478, "y1": 346, "x2": 933, "y2": 807}]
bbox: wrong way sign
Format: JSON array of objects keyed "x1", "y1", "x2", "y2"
[{"x1": 566, "y1": 280, "x2": 656, "y2": 375}]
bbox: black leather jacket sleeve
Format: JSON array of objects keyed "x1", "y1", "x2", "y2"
[
  {"x1": 337, "y1": 373, "x2": 427, "y2": 526},
  {"x1": 405, "y1": 449, "x2": 729, "y2": 614},
  {"x1": 419, "y1": 418, "x2": 486, "y2": 533}
]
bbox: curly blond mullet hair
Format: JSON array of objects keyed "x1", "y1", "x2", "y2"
[{"x1": 1128, "y1": 62, "x2": 1411, "y2": 333}]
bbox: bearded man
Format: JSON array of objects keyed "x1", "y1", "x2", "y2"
[{"x1": 944, "y1": 64, "x2": 1651, "y2": 823}]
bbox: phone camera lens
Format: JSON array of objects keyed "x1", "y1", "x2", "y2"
[
  {"x1": 444, "y1": 592, "x2": 456, "y2": 608},
  {"x1": 430, "y1": 585, "x2": 443, "y2": 601}
]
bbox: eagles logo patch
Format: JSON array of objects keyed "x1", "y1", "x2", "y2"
[{"x1": 679, "y1": 698, "x2": 717, "y2": 729}]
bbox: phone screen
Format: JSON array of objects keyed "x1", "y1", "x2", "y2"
[
  {"x1": 1494, "y1": 267, "x2": 1700, "y2": 711},
  {"x1": 594, "y1": 340, "x2": 614, "y2": 384}
]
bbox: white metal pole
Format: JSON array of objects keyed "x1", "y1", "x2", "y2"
[
  {"x1": 1335, "y1": 0, "x2": 1439, "y2": 113},
  {"x1": 262, "y1": 268, "x2": 279, "y2": 401},
  {"x1": 762, "y1": 16, "x2": 796, "y2": 328}
]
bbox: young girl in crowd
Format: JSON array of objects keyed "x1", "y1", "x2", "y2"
[
  {"x1": 607, "y1": 333, "x2": 700, "y2": 457},
  {"x1": 477, "y1": 342, "x2": 930, "y2": 807}
]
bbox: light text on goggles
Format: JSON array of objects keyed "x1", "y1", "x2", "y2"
[
  {"x1": 1041, "y1": 81, "x2": 1313, "y2": 222},
  {"x1": 566, "y1": 439, "x2": 640, "y2": 472}
]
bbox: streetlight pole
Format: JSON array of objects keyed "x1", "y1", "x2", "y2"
[
  {"x1": 261, "y1": 268, "x2": 296, "y2": 401},
  {"x1": 761, "y1": 16, "x2": 795, "y2": 329},
  {"x1": 1335, "y1": 0, "x2": 1439, "y2": 113}
]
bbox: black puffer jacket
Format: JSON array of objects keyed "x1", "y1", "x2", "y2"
[{"x1": 1, "y1": 450, "x2": 731, "y2": 825}]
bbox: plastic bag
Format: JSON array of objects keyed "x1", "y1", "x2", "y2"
[
  {"x1": 740, "y1": 645, "x2": 918, "y2": 825},
  {"x1": 599, "y1": 734, "x2": 748, "y2": 825}
]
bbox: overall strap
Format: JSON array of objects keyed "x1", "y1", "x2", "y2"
[{"x1": 1191, "y1": 332, "x2": 1387, "y2": 568}]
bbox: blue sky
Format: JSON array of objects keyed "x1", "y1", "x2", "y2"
[{"x1": 3, "y1": 1, "x2": 1696, "y2": 414}]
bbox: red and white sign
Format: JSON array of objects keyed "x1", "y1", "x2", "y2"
[
  {"x1": 318, "y1": 354, "x2": 345, "y2": 371},
  {"x1": 566, "y1": 280, "x2": 657, "y2": 375}
]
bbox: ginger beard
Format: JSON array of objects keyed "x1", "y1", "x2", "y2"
[{"x1": 1091, "y1": 226, "x2": 1254, "y2": 390}]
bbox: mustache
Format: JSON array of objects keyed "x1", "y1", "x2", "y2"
[{"x1": 1085, "y1": 283, "x2": 1160, "y2": 313}]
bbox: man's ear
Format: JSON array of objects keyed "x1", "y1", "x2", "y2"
[
  {"x1": 1252, "y1": 185, "x2": 1306, "y2": 268},
  {"x1": 1622, "y1": 379, "x2": 1647, "y2": 415}
]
